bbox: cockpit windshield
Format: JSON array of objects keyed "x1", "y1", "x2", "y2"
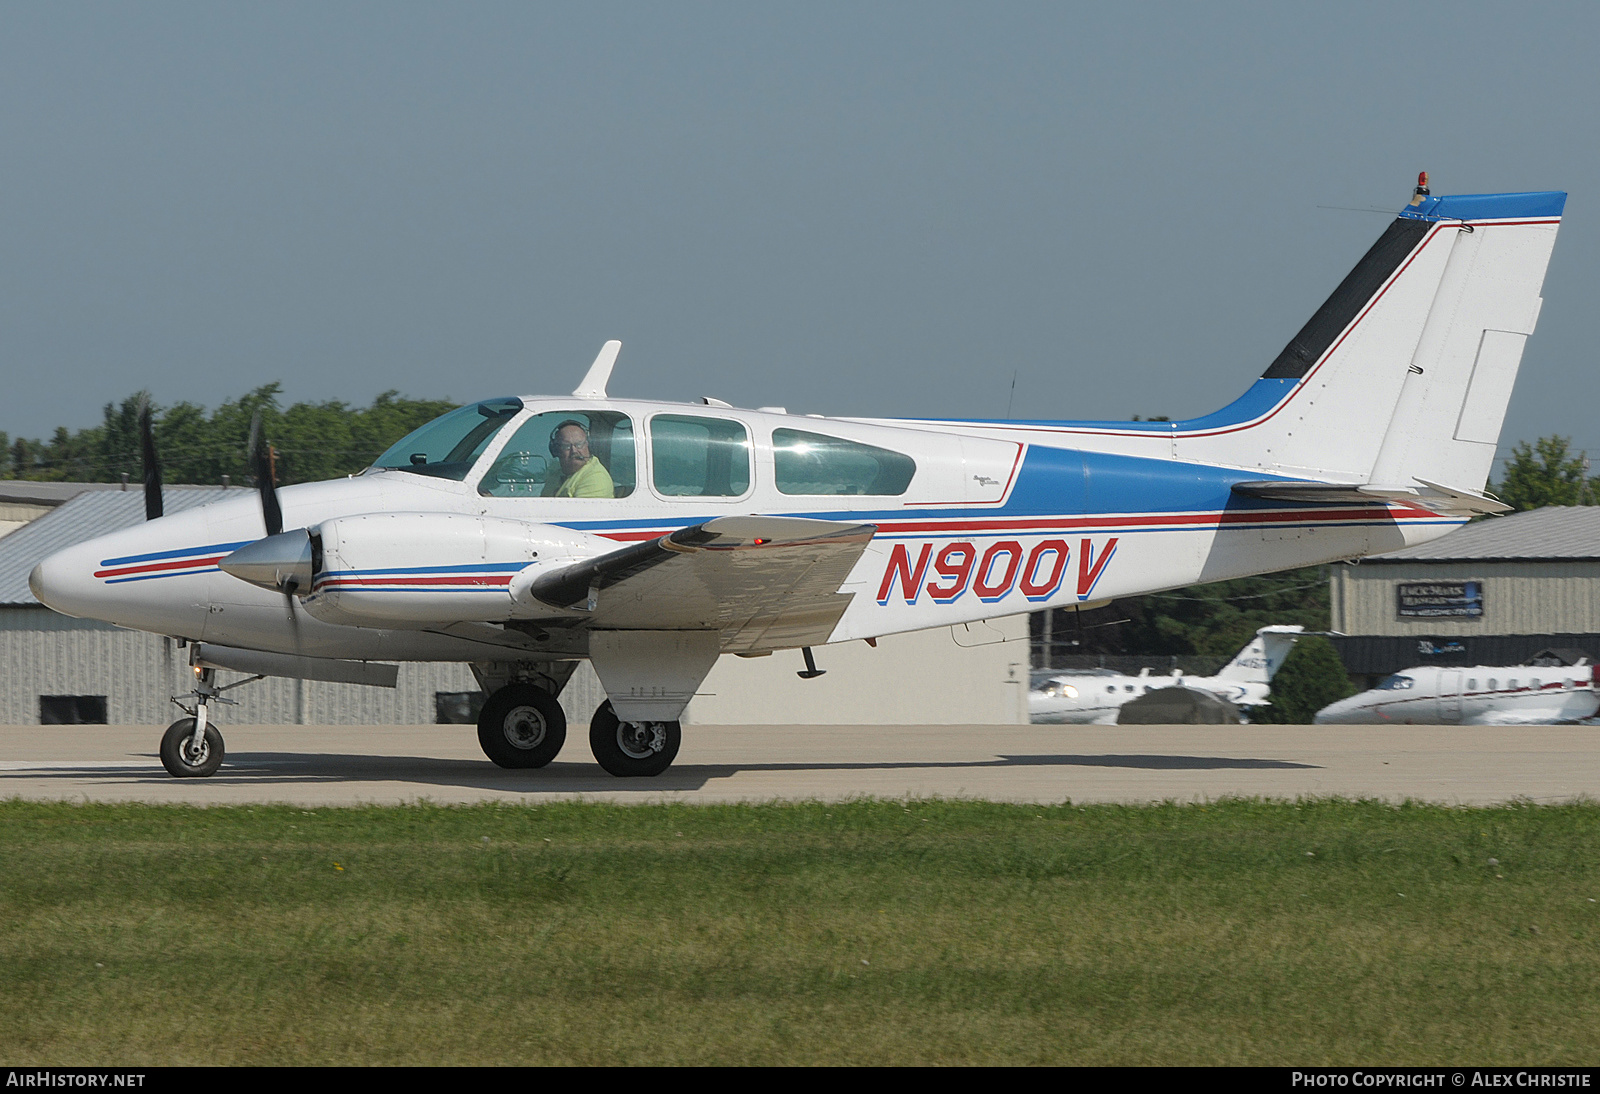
[
  {"x1": 1377, "y1": 674, "x2": 1415, "y2": 691},
  {"x1": 369, "y1": 398, "x2": 524, "y2": 480}
]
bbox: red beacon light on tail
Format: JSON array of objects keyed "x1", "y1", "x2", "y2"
[{"x1": 1409, "y1": 171, "x2": 1431, "y2": 206}]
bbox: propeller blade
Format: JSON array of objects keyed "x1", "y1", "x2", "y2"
[
  {"x1": 247, "y1": 409, "x2": 283, "y2": 536},
  {"x1": 137, "y1": 395, "x2": 163, "y2": 521}
]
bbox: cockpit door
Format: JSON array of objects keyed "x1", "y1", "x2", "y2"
[{"x1": 1438, "y1": 670, "x2": 1463, "y2": 723}]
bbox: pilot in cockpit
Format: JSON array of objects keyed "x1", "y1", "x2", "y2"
[{"x1": 543, "y1": 420, "x2": 615, "y2": 498}]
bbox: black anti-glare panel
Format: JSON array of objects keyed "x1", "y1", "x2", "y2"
[{"x1": 1261, "y1": 217, "x2": 1432, "y2": 380}]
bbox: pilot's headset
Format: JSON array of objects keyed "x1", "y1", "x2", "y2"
[{"x1": 548, "y1": 420, "x2": 589, "y2": 457}]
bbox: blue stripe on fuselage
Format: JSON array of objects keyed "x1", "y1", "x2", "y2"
[
  {"x1": 551, "y1": 446, "x2": 1397, "y2": 532},
  {"x1": 934, "y1": 376, "x2": 1298, "y2": 435}
]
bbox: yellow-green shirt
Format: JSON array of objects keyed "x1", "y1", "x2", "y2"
[{"x1": 543, "y1": 457, "x2": 614, "y2": 499}]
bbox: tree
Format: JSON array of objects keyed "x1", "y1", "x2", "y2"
[
  {"x1": 1249, "y1": 636, "x2": 1354, "y2": 724},
  {"x1": 1, "y1": 386, "x2": 459, "y2": 484},
  {"x1": 1492, "y1": 436, "x2": 1598, "y2": 511}
]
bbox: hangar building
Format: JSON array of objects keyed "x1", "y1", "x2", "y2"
[
  {"x1": 1328, "y1": 506, "x2": 1600, "y2": 687},
  {"x1": 0, "y1": 485, "x2": 1026, "y2": 727}
]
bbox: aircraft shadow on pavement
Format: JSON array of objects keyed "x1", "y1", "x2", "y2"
[{"x1": 0, "y1": 750, "x2": 1320, "y2": 795}]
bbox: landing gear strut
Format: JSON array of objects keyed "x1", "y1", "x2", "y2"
[
  {"x1": 589, "y1": 700, "x2": 681, "y2": 777},
  {"x1": 477, "y1": 684, "x2": 567, "y2": 768}
]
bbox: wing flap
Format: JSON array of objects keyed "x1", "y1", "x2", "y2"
[{"x1": 526, "y1": 515, "x2": 878, "y2": 649}]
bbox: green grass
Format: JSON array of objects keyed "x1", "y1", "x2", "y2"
[{"x1": 1, "y1": 798, "x2": 1598, "y2": 1065}]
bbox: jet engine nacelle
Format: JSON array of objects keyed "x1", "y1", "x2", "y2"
[{"x1": 300, "y1": 512, "x2": 608, "y2": 627}]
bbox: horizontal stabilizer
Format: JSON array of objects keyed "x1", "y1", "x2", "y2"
[{"x1": 1232, "y1": 479, "x2": 1510, "y2": 515}]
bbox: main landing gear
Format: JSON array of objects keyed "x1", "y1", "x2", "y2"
[
  {"x1": 473, "y1": 686, "x2": 682, "y2": 778},
  {"x1": 477, "y1": 683, "x2": 567, "y2": 768},
  {"x1": 589, "y1": 700, "x2": 681, "y2": 778}
]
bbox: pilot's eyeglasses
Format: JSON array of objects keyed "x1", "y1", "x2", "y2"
[{"x1": 555, "y1": 441, "x2": 588, "y2": 452}]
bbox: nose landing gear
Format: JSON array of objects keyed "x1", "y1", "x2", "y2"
[
  {"x1": 159, "y1": 658, "x2": 259, "y2": 778},
  {"x1": 160, "y1": 717, "x2": 224, "y2": 778}
]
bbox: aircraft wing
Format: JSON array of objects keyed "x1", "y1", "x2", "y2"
[
  {"x1": 1231, "y1": 478, "x2": 1511, "y2": 515},
  {"x1": 525, "y1": 515, "x2": 878, "y2": 652}
]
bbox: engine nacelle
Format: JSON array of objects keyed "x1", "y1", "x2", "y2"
[{"x1": 301, "y1": 512, "x2": 607, "y2": 626}]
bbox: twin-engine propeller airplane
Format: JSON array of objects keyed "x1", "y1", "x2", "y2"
[{"x1": 28, "y1": 178, "x2": 1565, "y2": 778}]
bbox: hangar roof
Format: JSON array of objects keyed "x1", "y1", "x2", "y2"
[
  {"x1": 0, "y1": 487, "x2": 231, "y2": 605},
  {"x1": 0, "y1": 482, "x2": 130, "y2": 507},
  {"x1": 1367, "y1": 506, "x2": 1600, "y2": 563}
]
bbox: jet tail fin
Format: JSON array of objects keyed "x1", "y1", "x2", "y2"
[{"x1": 1214, "y1": 625, "x2": 1304, "y2": 685}]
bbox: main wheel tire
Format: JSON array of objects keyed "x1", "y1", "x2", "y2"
[
  {"x1": 477, "y1": 684, "x2": 567, "y2": 769},
  {"x1": 589, "y1": 700, "x2": 681, "y2": 777},
  {"x1": 159, "y1": 718, "x2": 224, "y2": 778}
]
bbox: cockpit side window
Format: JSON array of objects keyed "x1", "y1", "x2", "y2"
[
  {"x1": 370, "y1": 398, "x2": 523, "y2": 480},
  {"x1": 772, "y1": 429, "x2": 916, "y2": 496},
  {"x1": 479, "y1": 411, "x2": 636, "y2": 498}
]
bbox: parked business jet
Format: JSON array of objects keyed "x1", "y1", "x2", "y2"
[
  {"x1": 1315, "y1": 662, "x2": 1600, "y2": 725},
  {"x1": 1031, "y1": 625, "x2": 1303, "y2": 724},
  {"x1": 28, "y1": 180, "x2": 1565, "y2": 778}
]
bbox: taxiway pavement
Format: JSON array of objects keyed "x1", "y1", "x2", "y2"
[{"x1": 0, "y1": 723, "x2": 1596, "y2": 806}]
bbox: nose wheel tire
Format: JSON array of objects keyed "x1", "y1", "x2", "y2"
[
  {"x1": 477, "y1": 684, "x2": 567, "y2": 769},
  {"x1": 589, "y1": 700, "x2": 681, "y2": 777},
  {"x1": 159, "y1": 718, "x2": 225, "y2": 778}
]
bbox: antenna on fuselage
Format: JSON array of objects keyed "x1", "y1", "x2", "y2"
[{"x1": 573, "y1": 340, "x2": 621, "y2": 399}]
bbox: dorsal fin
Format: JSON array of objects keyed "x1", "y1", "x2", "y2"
[{"x1": 573, "y1": 340, "x2": 621, "y2": 399}]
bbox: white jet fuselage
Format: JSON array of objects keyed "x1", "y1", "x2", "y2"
[{"x1": 1315, "y1": 665, "x2": 1600, "y2": 726}]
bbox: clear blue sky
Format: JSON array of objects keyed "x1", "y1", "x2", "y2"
[{"x1": 2, "y1": 2, "x2": 1596, "y2": 471}]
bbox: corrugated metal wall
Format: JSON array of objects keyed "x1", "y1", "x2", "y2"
[
  {"x1": 0, "y1": 607, "x2": 485, "y2": 725},
  {"x1": 1332, "y1": 561, "x2": 1600, "y2": 636},
  {"x1": 0, "y1": 607, "x2": 1018, "y2": 728}
]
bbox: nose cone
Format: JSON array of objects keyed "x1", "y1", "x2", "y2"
[
  {"x1": 28, "y1": 542, "x2": 102, "y2": 619},
  {"x1": 28, "y1": 558, "x2": 59, "y2": 610},
  {"x1": 1313, "y1": 696, "x2": 1371, "y2": 725}
]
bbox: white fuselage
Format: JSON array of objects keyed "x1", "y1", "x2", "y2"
[
  {"x1": 1031, "y1": 671, "x2": 1271, "y2": 725},
  {"x1": 28, "y1": 397, "x2": 1456, "y2": 667},
  {"x1": 1314, "y1": 665, "x2": 1600, "y2": 726}
]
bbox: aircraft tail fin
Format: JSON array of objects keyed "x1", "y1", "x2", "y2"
[
  {"x1": 1173, "y1": 188, "x2": 1564, "y2": 490},
  {"x1": 1214, "y1": 625, "x2": 1304, "y2": 685}
]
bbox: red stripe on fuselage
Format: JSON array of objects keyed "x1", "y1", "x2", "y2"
[{"x1": 96, "y1": 555, "x2": 226, "y2": 579}]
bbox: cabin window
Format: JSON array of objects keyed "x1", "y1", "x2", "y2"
[
  {"x1": 371, "y1": 398, "x2": 523, "y2": 480},
  {"x1": 1509, "y1": 678, "x2": 1519, "y2": 689},
  {"x1": 1488, "y1": 678, "x2": 1498, "y2": 690},
  {"x1": 772, "y1": 428, "x2": 916, "y2": 496},
  {"x1": 1531, "y1": 678, "x2": 1541, "y2": 690},
  {"x1": 479, "y1": 411, "x2": 636, "y2": 498},
  {"x1": 650, "y1": 415, "x2": 751, "y2": 498},
  {"x1": 1467, "y1": 678, "x2": 1477, "y2": 691}
]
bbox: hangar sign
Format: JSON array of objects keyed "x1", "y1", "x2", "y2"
[{"x1": 1396, "y1": 580, "x2": 1483, "y2": 619}]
